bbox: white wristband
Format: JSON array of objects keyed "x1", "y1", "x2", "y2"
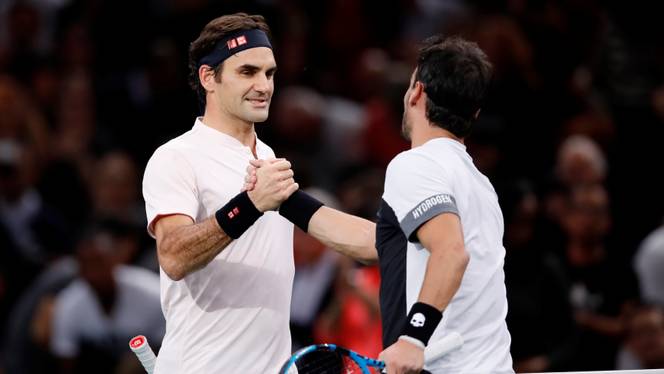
[{"x1": 398, "y1": 335, "x2": 426, "y2": 349}]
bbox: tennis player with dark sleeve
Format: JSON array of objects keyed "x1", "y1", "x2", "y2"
[
  {"x1": 142, "y1": 13, "x2": 376, "y2": 373},
  {"x1": 376, "y1": 37, "x2": 512, "y2": 374},
  {"x1": 248, "y1": 36, "x2": 513, "y2": 374}
]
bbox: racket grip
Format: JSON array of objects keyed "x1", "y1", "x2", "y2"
[
  {"x1": 424, "y1": 332, "x2": 463, "y2": 363},
  {"x1": 129, "y1": 335, "x2": 157, "y2": 374}
]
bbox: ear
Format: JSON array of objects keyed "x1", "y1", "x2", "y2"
[
  {"x1": 408, "y1": 81, "x2": 425, "y2": 107},
  {"x1": 199, "y1": 65, "x2": 217, "y2": 92}
]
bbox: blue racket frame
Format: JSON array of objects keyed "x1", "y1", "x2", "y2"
[{"x1": 280, "y1": 343, "x2": 385, "y2": 374}]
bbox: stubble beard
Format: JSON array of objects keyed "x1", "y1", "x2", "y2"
[{"x1": 401, "y1": 112, "x2": 411, "y2": 141}]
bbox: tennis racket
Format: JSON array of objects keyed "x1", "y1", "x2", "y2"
[
  {"x1": 280, "y1": 332, "x2": 463, "y2": 374},
  {"x1": 129, "y1": 335, "x2": 157, "y2": 374}
]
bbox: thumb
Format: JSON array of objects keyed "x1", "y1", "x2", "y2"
[{"x1": 249, "y1": 159, "x2": 265, "y2": 168}]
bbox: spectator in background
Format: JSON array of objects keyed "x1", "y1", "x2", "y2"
[
  {"x1": 50, "y1": 219, "x2": 163, "y2": 374},
  {"x1": 0, "y1": 138, "x2": 64, "y2": 337},
  {"x1": 289, "y1": 188, "x2": 340, "y2": 350},
  {"x1": 618, "y1": 305, "x2": 664, "y2": 369},
  {"x1": 270, "y1": 86, "x2": 325, "y2": 156},
  {"x1": 0, "y1": 75, "x2": 49, "y2": 166},
  {"x1": 555, "y1": 135, "x2": 607, "y2": 188},
  {"x1": 633, "y1": 222, "x2": 664, "y2": 307},
  {"x1": 90, "y1": 151, "x2": 144, "y2": 226},
  {"x1": 314, "y1": 256, "x2": 382, "y2": 359},
  {"x1": 354, "y1": 48, "x2": 409, "y2": 169},
  {"x1": 500, "y1": 179, "x2": 579, "y2": 372},
  {"x1": 537, "y1": 134, "x2": 609, "y2": 259},
  {"x1": 3, "y1": 252, "x2": 77, "y2": 374},
  {"x1": 560, "y1": 184, "x2": 638, "y2": 369},
  {"x1": 52, "y1": 72, "x2": 99, "y2": 168}
]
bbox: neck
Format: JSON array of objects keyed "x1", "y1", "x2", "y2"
[
  {"x1": 201, "y1": 106, "x2": 256, "y2": 149},
  {"x1": 92, "y1": 284, "x2": 117, "y2": 315},
  {"x1": 411, "y1": 121, "x2": 463, "y2": 148}
]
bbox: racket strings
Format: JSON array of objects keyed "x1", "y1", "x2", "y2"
[{"x1": 295, "y1": 349, "x2": 364, "y2": 374}]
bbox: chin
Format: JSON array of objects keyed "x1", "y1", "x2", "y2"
[
  {"x1": 249, "y1": 110, "x2": 270, "y2": 123},
  {"x1": 250, "y1": 114, "x2": 269, "y2": 123}
]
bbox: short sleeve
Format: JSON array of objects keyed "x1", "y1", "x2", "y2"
[
  {"x1": 142, "y1": 146, "x2": 199, "y2": 237},
  {"x1": 383, "y1": 151, "x2": 459, "y2": 242},
  {"x1": 50, "y1": 288, "x2": 81, "y2": 358}
]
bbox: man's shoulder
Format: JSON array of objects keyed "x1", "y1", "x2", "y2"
[
  {"x1": 145, "y1": 130, "x2": 200, "y2": 170},
  {"x1": 53, "y1": 279, "x2": 94, "y2": 316},
  {"x1": 386, "y1": 147, "x2": 439, "y2": 175},
  {"x1": 153, "y1": 129, "x2": 199, "y2": 156}
]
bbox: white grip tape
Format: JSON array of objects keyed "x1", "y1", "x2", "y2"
[
  {"x1": 424, "y1": 332, "x2": 463, "y2": 363},
  {"x1": 129, "y1": 335, "x2": 157, "y2": 374}
]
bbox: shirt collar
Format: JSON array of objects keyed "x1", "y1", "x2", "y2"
[
  {"x1": 192, "y1": 117, "x2": 258, "y2": 151},
  {"x1": 426, "y1": 136, "x2": 467, "y2": 151}
]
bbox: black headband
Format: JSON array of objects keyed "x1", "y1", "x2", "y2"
[{"x1": 198, "y1": 29, "x2": 272, "y2": 68}]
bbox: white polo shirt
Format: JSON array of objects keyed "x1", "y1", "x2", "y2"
[
  {"x1": 379, "y1": 137, "x2": 513, "y2": 373},
  {"x1": 142, "y1": 118, "x2": 294, "y2": 373}
]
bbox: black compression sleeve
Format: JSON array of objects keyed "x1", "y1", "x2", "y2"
[{"x1": 278, "y1": 190, "x2": 324, "y2": 232}]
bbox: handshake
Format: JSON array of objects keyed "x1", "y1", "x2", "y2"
[{"x1": 243, "y1": 158, "x2": 299, "y2": 212}]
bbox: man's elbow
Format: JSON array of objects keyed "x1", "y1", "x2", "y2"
[
  {"x1": 157, "y1": 241, "x2": 186, "y2": 281},
  {"x1": 160, "y1": 256, "x2": 185, "y2": 281},
  {"x1": 163, "y1": 264, "x2": 185, "y2": 281}
]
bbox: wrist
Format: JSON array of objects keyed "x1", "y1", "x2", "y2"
[
  {"x1": 398, "y1": 335, "x2": 426, "y2": 350},
  {"x1": 278, "y1": 190, "x2": 323, "y2": 232},
  {"x1": 215, "y1": 191, "x2": 263, "y2": 239},
  {"x1": 246, "y1": 189, "x2": 268, "y2": 212},
  {"x1": 401, "y1": 302, "x2": 443, "y2": 347}
]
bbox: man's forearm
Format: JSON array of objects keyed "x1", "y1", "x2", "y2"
[
  {"x1": 307, "y1": 206, "x2": 378, "y2": 264},
  {"x1": 158, "y1": 217, "x2": 232, "y2": 280}
]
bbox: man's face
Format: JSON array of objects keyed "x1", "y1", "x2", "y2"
[
  {"x1": 213, "y1": 47, "x2": 277, "y2": 124},
  {"x1": 78, "y1": 233, "x2": 117, "y2": 294},
  {"x1": 401, "y1": 71, "x2": 417, "y2": 141}
]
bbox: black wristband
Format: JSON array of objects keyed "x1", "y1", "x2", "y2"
[
  {"x1": 278, "y1": 190, "x2": 324, "y2": 232},
  {"x1": 215, "y1": 191, "x2": 263, "y2": 239},
  {"x1": 402, "y1": 302, "x2": 443, "y2": 346}
]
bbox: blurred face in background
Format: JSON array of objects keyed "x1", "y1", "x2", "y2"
[
  {"x1": 561, "y1": 184, "x2": 611, "y2": 244},
  {"x1": 505, "y1": 191, "x2": 538, "y2": 249},
  {"x1": 207, "y1": 47, "x2": 276, "y2": 124},
  {"x1": 77, "y1": 232, "x2": 118, "y2": 295},
  {"x1": 92, "y1": 152, "x2": 138, "y2": 216}
]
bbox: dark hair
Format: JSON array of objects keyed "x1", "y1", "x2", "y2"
[
  {"x1": 415, "y1": 36, "x2": 493, "y2": 138},
  {"x1": 188, "y1": 13, "x2": 271, "y2": 105}
]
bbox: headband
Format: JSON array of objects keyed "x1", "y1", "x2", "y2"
[{"x1": 198, "y1": 29, "x2": 272, "y2": 68}]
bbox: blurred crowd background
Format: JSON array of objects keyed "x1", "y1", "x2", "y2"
[{"x1": 1, "y1": 0, "x2": 664, "y2": 373}]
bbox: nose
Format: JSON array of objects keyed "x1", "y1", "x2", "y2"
[{"x1": 253, "y1": 74, "x2": 271, "y2": 93}]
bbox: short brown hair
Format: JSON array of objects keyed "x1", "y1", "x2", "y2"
[
  {"x1": 415, "y1": 36, "x2": 493, "y2": 138},
  {"x1": 188, "y1": 13, "x2": 271, "y2": 103}
]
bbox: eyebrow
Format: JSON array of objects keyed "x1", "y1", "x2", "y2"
[{"x1": 236, "y1": 64, "x2": 278, "y2": 74}]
